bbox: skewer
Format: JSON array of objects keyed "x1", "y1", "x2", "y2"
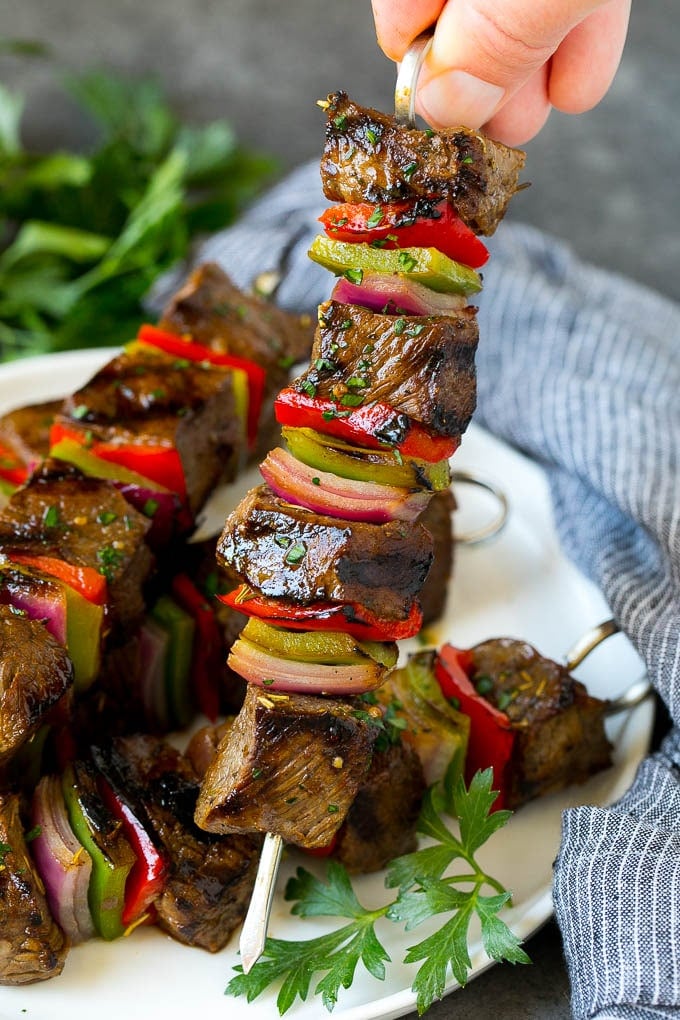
[
  {"x1": 564, "y1": 618, "x2": 652, "y2": 715},
  {"x1": 235, "y1": 33, "x2": 442, "y2": 973},
  {"x1": 239, "y1": 832, "x2": 284, "y2": 973}
]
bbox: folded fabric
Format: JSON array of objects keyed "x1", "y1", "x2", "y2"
[{"x1": 151, "y1": 159, "x2": 680, "y2": 1019}]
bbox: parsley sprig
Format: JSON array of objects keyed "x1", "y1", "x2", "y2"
[{"x1": 226, "y1": 768, "x2": 530, "y2": 1015}]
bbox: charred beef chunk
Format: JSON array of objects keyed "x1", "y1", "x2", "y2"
[
  {"x1": 159, "y1": 261, "x2": 313, "y2": 374},
  {"x1": 320, "y1": 92, "x2": 526, "y2": 236},
  {"x1": 418, "y1": 487, "x2": 455, "y2": 626},
  {"x1": 332, "y1": 738, "x2": 425, "y2": 873},
  {"x1": 60, "y1": 345, "x2": 242, "y2": 512},
  {"x1": 160, "y1": 263, "x2": 315, "y2": 461},
  {"x1": 195, "y1": 685, "x2": 379, "y2": 848},
  {"x1": 0, "y1": 459, "x2": 153, "y2": 631},
  {"x1": 293, "y1": 300, "x2": 478, "y2": 438},
  {"x1": 0, "y1": 792, "x2": 68, "y2": 984},
  {"x1": 0, "y1": 605, "x2": 73, "y2": 769},
  {"x1": 110, "y1": 734, "x2": 260, "y2": 952},
  {"x1": 470, "y1": 638, "x2": 612, "y2": 808},
  {"x1": 217, "y1": 483, "x2": 433, "y2": 621},
  {"x1": 0, "y1": 399, "x2": 62, "y2": 472}
]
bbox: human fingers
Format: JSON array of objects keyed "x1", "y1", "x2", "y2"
[
  {"x1": 479, "y1": 64, "x2": 552, "y2": 146},
  {"x1": 549, "y1": 0, "x2": 631, "y2": 113},
  {"x1": 416, "y1": 0, "x2": 618, "y2": 131},
  {"x1": 371, "y1": 0, "x2": 444, "y2": 62}
]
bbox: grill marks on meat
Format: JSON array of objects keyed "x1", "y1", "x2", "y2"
[
  {"x1": 195, "y1": 686, "x2": 379, "y2": 849},
  {"x1": 0, "y1": 459, "x2": 152, "y2": 631},
  {"x1": 0, "y1": 606, "x2": 73, "y2": 769},
  {"x1": 61, "y1": 345, "x2": 242, "y2": 512},
  {"x1": 159, "y1": 263, "x2": 315, "y2": 461},
  {"x1": 295, "y1": 300, "x2": 478, "y2": 438},
  {"x1": 470, "y1": 638, "x2": 612, "y2": 808},
  {"x1": 0, "y1": 792, "x2": 67, "y2": 984},
  {"x1": 110, "y1": 735, "x2": 260, "y2": 952},
  {"x1": 217, "y1": 484, "x2": 433, "y2": 621},
  {"x1": 332, "y1": 739, "x2": 425, "y2": 873},
  {"x1": 320, "y1": 92, "x2": 526, "y2": 235}
]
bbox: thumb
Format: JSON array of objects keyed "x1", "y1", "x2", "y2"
[{"x1": 416, "y1": 0, "x2": 608, "y2": 129}]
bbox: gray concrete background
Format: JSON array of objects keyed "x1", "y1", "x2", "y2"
[{"x1": 1, "y1": 1, "x2": 677, "y2": 1017}]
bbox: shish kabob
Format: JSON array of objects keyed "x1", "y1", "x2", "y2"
[
  {"x1": 192, "y1": 91, "x2": 526, "y2": 961},
  {"x1": 0, "y1": 267, "x2": 313, "y2": 983}
]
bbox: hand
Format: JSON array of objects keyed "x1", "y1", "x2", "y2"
[{"x1": 371, "y1": 0, "x2": 631, "y2": 145}]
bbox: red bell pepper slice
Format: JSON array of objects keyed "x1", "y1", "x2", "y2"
[
  {"x1": 274, "y1": 388, "x2": 458, "y2": 463},
  {"x1": 50, "y1": 421, "x2": 187, "y2": 499},
  {"x1": 171, "y1": 573, "x2": 223, "y2": 722},
  {"x1": 219, "y1": 585, "x2": 423, "y2": 642},
  {"x1": 98, "y1": 776, "x2": 167, "y2": 928},
  {"x1": 0, "y1": 440, "x2": 29, "y2": 487},
  {"x1": 435, "y1": 644, "x2": 515, "y2": 810},
  {"x1": 7, "y1": 552, "x2": 108, "y2": 606},
  {"x1": 304, "y1": 833, "x2": 339, "y2": 858},
  {"x1": 137, "y1": 324, "x2": 266, "y2": 448},
  {"x1": 319, "y1": 199, "x2": 489, "y2": 269}
]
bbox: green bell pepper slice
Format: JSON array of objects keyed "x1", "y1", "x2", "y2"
[
  {"x1": 150, "y1": 595, "x2": 196, "y2": 729},
  {"x1": 241, "y1": 617, "x2": 398, "y2": 668},
  {"x1": 308, "y1": 234, "x2": 482, "y2": 295},
  {"x1": 282, "y1": 425, "x2": 451, "y2": 491},
  {"x1": 61, "y1": 761, "x2": 136, "y2": 940}
]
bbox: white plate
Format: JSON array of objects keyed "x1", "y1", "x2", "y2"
[{"x1": 0, "y1": 350, "x2": 652, "y2": 1020}]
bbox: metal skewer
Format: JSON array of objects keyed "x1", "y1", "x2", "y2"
[
  {"x1": 564, "y1": 618, "x2": 652, "y2": 715},
  {"x1": 394, "y1": 30, "x2": 434, "y2": 127},
  {"x1": 239, "y1": 832, "x2": 284, "y2": 973}
]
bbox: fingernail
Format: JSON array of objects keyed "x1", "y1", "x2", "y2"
[{"x1": 419, "y1": 70, "x2": 505, "y2": 128}]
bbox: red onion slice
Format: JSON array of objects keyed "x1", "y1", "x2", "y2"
[
  {"x1": 260, "y1": 447, "x2": 431, "y2": 523},
  {"x1": 332, "y1": 273, "x2": 469, "y2": 317},
  {"x1": 31, "y1": 775, "x2": 95, "y2": 944},
  {"x1": 228, "y1": 637, "x2": 388, "y2": 695}
]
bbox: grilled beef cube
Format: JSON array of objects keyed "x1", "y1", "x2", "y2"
[
  {"x1": 160, "y1": 263, "x2": 314, "y2": 461},
  {"x1": 160, "y1": 261, "x2": 313, "y2": 374},
  {"x1": 320, "y1": 92, "x2": 526, "y2": 235},
  {"x1": 294, "y1": 300, "x2": 478, "y2": 439},
  {"x1": 110, "y1": 734, "x2": 260, "y2": 952},
  {"x1": 218, "y1": 483, "x2": 433, "y2": 621},
  {"x1": 333, "y1": 738, "x2": 425, "y2": 873},
  {"x1": 61, "y1": 345, "x2": 242, "y2": 512},
  {"x1": 0, "y1": 399, "x2": 62, "y2": 473},
  {"x1": 470, "y1": 638, "x2": 612, "y2": 808},
  {"x1": 195, "y1": 686, "x2": 379, "y2": 848},
  {"x1": 0, "y1": 459, "x2": 152, "y2": 631},
  {"x1": 0, "y1": 792, "x2": 68, "y2": 984},
  {"x1": 418, "y1": 487, "x2": 455, "y2": 626},
  {"x1": 0, "y1": 606, "x2": 73, "y2": 769}
]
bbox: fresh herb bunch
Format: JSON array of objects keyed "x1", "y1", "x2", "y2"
[
  {"x1": 0, "y1": 46, "x2": 277, "y2": 359},
  {"x1": 227, "y1": 768, "x2": 530, "y2": 1016}
]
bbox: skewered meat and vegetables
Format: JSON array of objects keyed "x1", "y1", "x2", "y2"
[
  {"x1": 436, "y1": 640, "x2": 612, "y2": 809},
  {"x1": 195, "y1": 685, "x2": 379, "y2": 848}
]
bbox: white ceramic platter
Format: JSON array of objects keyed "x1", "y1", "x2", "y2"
[{"x1": 0, "y1": 350, "x2": 652, "y2": 1020}]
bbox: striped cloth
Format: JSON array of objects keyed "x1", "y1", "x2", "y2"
[{"x1": 151, "y1": 160, "x2": 680, "y2": 1018}]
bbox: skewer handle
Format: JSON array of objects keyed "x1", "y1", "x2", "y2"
[
  {"x1": 239, "y1": 831, "x2": 284, "y2": 974},
  {"x1": 394, "y1": 31, "x2": 434, "y2": 127}
]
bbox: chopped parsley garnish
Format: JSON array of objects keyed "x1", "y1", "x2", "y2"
[
  {"x1": 42, "y1": 504, "x2": 60, "y2": 528},
  {"x1": 366, "y1": 206, "x2": 384, "y2": 228},
  {"x1": 97, "y1": 544, "x2": 124, "y2": 580},
  {"x1": 339, "y1": 393, "x2": 364, "y2": 407},
  {"x1": 300, "y1": 380, "x2": 317, "y2": 398},
  {"x1": 96, "y1": 510, "x2": 118, "y2": 525},
  {"x1": 284, "y1": 542, "x2": 307, "y2": 565},
  {"x1": 397, "y1": 251, "x2": 418, "y2": 273},
  {"x1": 71, "y1": 404, "x2": 90, "y2": 420},
  {"x1": 343, "y1": 268, "x2": 364, "y2": 286},
  {"x1": 475, "y1": 675, "x2": 494, "y2": 696},
  {"x1": 333, "y1": 114, "x2": 347, "y2": 129},
  {"x1": 142, "y1": 499, "x2": 159, "y2": 518},
  {"x1": 393, "y1": 317, "x2": 407, "y2": 335},
  {"x1": 402, "y1": 160, "x2": 418, "y2": 180}
]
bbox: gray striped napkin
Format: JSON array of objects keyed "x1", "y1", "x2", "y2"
[{"x1": 151, "y1": 160, "x2": 680, "y2": 1018}]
